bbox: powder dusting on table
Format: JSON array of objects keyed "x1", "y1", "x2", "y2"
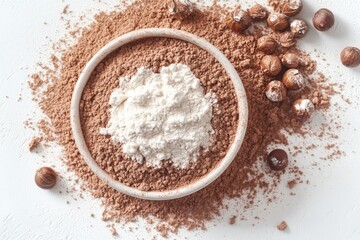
[{"x1": 28, "y1": 0, "x2": 342, "y2": 236}]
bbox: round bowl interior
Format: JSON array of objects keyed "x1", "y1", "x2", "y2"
[{"x1": 70, "y1": 28, "x2": 248, "y2": 201}]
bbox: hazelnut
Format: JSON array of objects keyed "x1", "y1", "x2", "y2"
[
  {"x1": 281, "y1": 0, "x2": 303, "y2": 17},
  {"x1": 260, "y1": 55, "x2": 282, "y2": 76},
  {"x1": 35, "y1": 167, "x2": 57, "y2": 189},
  {"x1": 282, "y1": 53, "x2": 299, "y2": 68},
  {"x1": 227, "y1": 9, "x2": 252, "y2": 32},
  {"x1": 292, "y1": 99, "x2": 315, "y2": 119},
  {"x1": 290, "y1": 19, "x2": 308, "y2": 38},
  {"x1": 168, "y1": 0, "x2": 195, "y2": 19},
  {"x1": 313, "y1": 8, "x2": 335, "y2": 31},
  {"x1": 267, "y1": 149, "x2": 288, "y2": 171},
  {"x1": 265, "y1": 80, "x2": 287, "y2": 102},
  {"x1": 282, "y1": 69, "x2": 305, "y2": 90},
  {"x1": 279, "y1": 32, "x2": 296, "y2": 48},
  {"x1": 248, "y1": 4, "x2": 268, "y2": 21},
  {"x1": 340, "y1": 47, "x2": 360, "y2": 68},
  {"x1": 267, "y1": 13, "x2": 289, "y2": 31},
  {"x1": 257, "y1": 36, "x2": 278, "y2": 54}
]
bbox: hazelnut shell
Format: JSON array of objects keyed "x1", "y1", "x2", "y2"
[
  {"x1": 282, "y1": 53, "x2": 300, "y2": 68},
  {"x1": 313, "y1": 8, "x2": 335, "y2": 31},
  {"x1": 267, "y1": 149, "x2": 288, "y2": 171},
  {"x1": 260, "y1": 55, "x2": 283, "y2": 76},
  {"x1": 282, "y1": 69, "x2": 305, "y2": 90},
  {"x1": 227, "y1": 9, "x2": 252, "y2": 32},
  {"x1": 35, "y1": 167, "x2": 57, "y2": 189},
  {"x1": 257, "y1": 36, "x2": 278, "y2": 54},
  {"x1": 279, "y1": 32, "x2": 296, "y2": 48},
  {"x1": 265, "y1": 80, "x2": 287, "y2": 102},
  {"x1": 292, "y1": 99, "x2": 315, "y2": 119},
  {"x1": 340, "y1": 47, "x2": 360, "y2": 68},
  {"x1": 282, "y1": 0, "x2": 303, "y2": 17},
  {"x1": 248, "y1": 4, "x2": 268, "y2": 21},
  {"x1": 267, "y1": 13, "x2": 289, "y2": 31},
  {"x1": 290, "y1": 19, "x2": 309, "y2": 38}
]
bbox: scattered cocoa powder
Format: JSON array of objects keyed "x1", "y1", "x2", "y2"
[
  {"x1": 229, "y1": 215, "x2": 237, "y2": 225},
  {"x1": 31, "y1": 0, "x2": 336, "y2": 235},
  {"x1": 37, "y1": 119, "x2": 56, "y2": 143},
  {"x1": 62, "y1": 5, "x2": 69, "y2": 14},
  {"x1": 28, "y1": 74, "x2": 43, "y2": 92},
  {"x1": 29, "y1": 137, "x2": 42, "y2": 152},
  {"x1": 107, "y1": 224, "x2": 117, "y2": 236},
  {"x1": 156, "y1": 223, "x2": 170, "y2": 238},
  {"x1": 287, "y1": 179, "x2": 297, "y2": 189},
  {"x1": 277, "y1": 220, "x2": 288, "y2": 231}
]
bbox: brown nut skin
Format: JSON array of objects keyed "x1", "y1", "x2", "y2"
[
  {"x1": 248, "y1": 4, "x2": 268, "y2": 21},
  {"x1": 35, "y1": 167, "x2": 57, "y2": 189},
  {"x1": 313, "y1": 8, "x2": 335, "y2": 31},
  {"x1": 267, "y1": 13, "x2": 289, "y2": 31},
  {"x1": 227, "y1": 9, "x2": 252, "y2": 32},
  {"x1": 260, "y1": 55, "x2": 282, "y2": 76},
  {"x1": 290, "y1": 19, "x2": 309, "y2": 38},
  {"x1": 292, "y1": 99, "x2": 315, "y2": 119},
  {"x1": 267, "y1": 149, "x2": 288, "y2": 171},
  {"x1": 265, "y1": 80, "x2": 287, "y2": 102},
  {"x1": 257, "y1": 36, "x2": 278, "y2": 54},
  {"x1": 340, "y1": 47, "x2": 360, "y2": 68},
  {"x1": 279, "y1": 32, "x2": 296, "y2": 48},
  {"x1": 282, "y1": 0, "x2": 303, "y2": 17},
  {"x1": 282, "y1": 53, "x2": 300, "y2": 68},
  {"x1": 282, "y1": 69, "x2": 305, "y2": 90}
]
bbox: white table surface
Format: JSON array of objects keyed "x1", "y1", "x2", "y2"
[{"x1": 1, "y1": 0, "x2": 360, "y2": 239}]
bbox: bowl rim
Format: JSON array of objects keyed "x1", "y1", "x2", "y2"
[{"x1": 70, "y1": 28, "x2": 248, "y2": 201}]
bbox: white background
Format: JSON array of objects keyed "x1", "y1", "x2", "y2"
[{"x1": 1, "y1": 0, "x2": 360, "y2": 239}]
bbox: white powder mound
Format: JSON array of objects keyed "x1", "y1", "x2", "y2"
[{"x1": 100, "y1": 63, "x2": 215, "y2": 169}]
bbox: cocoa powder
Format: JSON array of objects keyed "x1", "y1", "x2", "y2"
[
  {"x1": 29, "y1": 137, "x2": 42, "y2": 152},
  {"x1": 32, "y1": 0, "x2": 334, "y2": 234}
]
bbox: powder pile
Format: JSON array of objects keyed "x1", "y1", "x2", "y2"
[
  {"x1": 31, "y1": 0, "x2": 336, "y2": 235},
  {"x1": 100, "y1": 63, "x2": 215, "y2": 169}
]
